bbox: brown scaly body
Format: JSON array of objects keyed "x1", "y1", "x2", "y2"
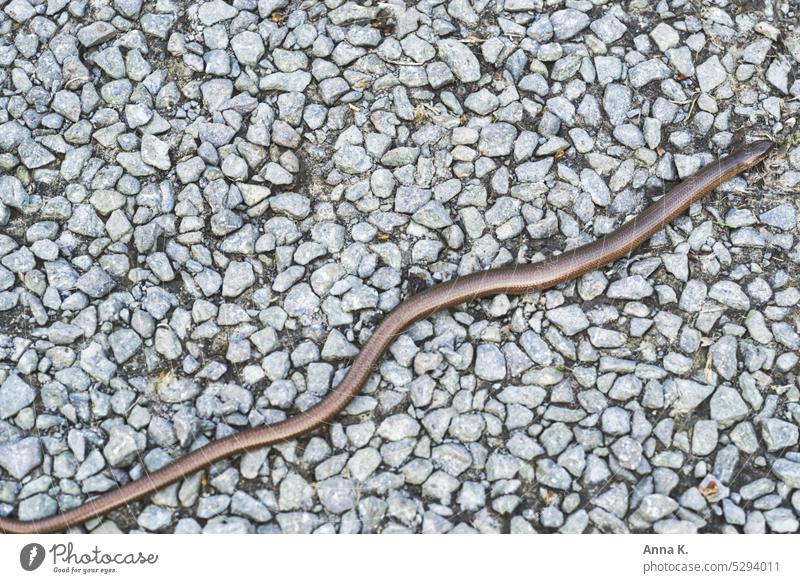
[{"x1": 0, "y1": 141, "x2": 772, "y2": 534}]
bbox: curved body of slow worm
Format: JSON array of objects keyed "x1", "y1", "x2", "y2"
[{"x1": 0, "y1": 140, "x2": 772, "y2": 534}]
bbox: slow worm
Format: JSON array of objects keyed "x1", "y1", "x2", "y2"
[{"x1": 0, "y1": 140, "x2": 772, "y2": 533}]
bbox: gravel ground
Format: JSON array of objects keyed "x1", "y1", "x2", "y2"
[{"x1": 1, "y1": 0, "x2": 800, "y2": 534}]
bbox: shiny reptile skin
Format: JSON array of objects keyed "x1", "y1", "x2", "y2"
[{"x1": 0, "y1": 141, "x2": 772, "y2": 534}]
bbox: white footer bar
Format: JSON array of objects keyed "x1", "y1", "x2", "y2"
[{"x1": 1, "y1": 534, "x2": 797, "y2": 582}]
